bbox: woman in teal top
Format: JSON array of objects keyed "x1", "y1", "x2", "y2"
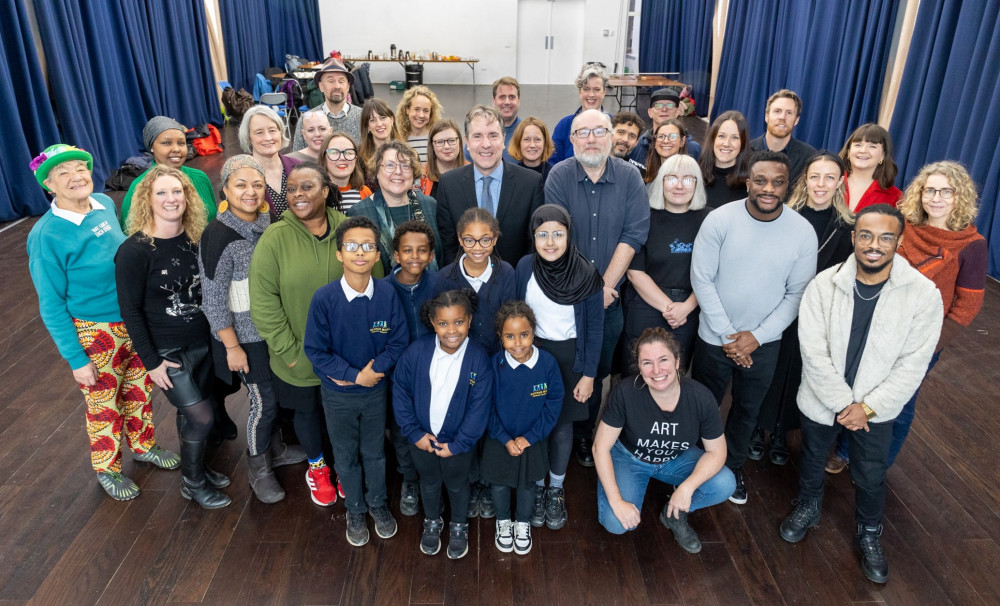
[
  {"x1": 26, "y1": 144, "x2": 179, "y2": 502},
  {"x1": 119, "y1": 116, "x2": 217, "y2": 229}
]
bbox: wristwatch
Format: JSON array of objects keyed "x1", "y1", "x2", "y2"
[{"x1": 860, "y1": 402, "x2": 877, "y2": 419}]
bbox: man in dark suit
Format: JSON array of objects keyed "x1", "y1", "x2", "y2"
[{"x1": 436, "y1": 105, "x2": 544, "y2": 264}]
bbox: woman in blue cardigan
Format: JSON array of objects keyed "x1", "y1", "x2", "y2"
[
  {"x1": 514, "y1": 204, "x2": 604, "y2": 532},
  {"x1": 392, "y1": 289, "x2": 493, "y2": 560}
]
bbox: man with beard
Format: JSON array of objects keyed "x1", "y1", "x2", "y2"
[
  {"x1": 690, "y1": 151, "x2": 817, "y2": 505},
  {"x1": 749, "y1": 89, "x2": 816, "y2": 182},
  {"x1": 545, "y1": 109, "x2": 649, "y2": 468},
  {"x1": 610, "y1": 111, "x2": 646, "y2": 176},
  {"x1": 779, "y1": 204, "x2": 941, "y2": 584},
  {"x1": 292, "y1": 57, "x2": 362, "y2": 150},
  {"x1": 629, "y1": 88, "x2": 701, "y2": 166}
]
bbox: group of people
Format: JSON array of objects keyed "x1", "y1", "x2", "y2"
[{"x1": 26, "y1": 58, "x2": 987, "y2": 583}]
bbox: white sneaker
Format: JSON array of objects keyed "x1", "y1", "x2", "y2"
[
  {"x1": 495, "y1": 519, "x2": 514, "y2": 553},
  {"x1": 513, "y1": 521, "x2": 532, "y2": 555}
]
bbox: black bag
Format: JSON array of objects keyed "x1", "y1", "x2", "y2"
[{"x1": 221, "y1": 86, "x2": 255, "y2": 121}]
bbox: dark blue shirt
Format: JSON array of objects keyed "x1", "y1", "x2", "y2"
[
  {"x1": 490, "y1": 349, "x2": 563, "y2": 445},
  {"x1": 434, "y1": 258, "x2": 516, "y2": 355},
  {"x1": 386, "y1": 268, "x2": 437, "y2": 343}
]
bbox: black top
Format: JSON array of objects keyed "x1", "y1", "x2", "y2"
[
  {"x1": 799, "y1": 205, "x2": 831, "y2": 239},
  {"x1": 603, "y1": 377, "x2": 724, "y2": 464},
  {"x1": 114, "y1": 232, "x2": 210, "y2": 370},
  {"x1": 797, "y1": 205, "x2": 854, "y2": 272},
  {"x1": 703, "y1": 165, "x2": 746, "y2": 209},
  {"x1": 749, "y1": 135, "x2": 818, "y2": 184},
  {"x1": 844, "y1": 279, "x2": 885, "y2": 387},
  {"x1": 629, "y1": 208, "x2": 710, "y2": 294},
  {"x1": 519, "y1": 160, "x2": 552, "y2": 185}
]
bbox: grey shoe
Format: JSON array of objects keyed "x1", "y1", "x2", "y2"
[
  {"x1": 370, "y1": 504, "x2": 398, "y2": 539},
  {"x1": 400, "y1": 480, "x2": 420, "y2": 516},
  {"x1": 659, "y1": 507, "x2": 702, "y2": 553},
  {"x1": 270, "y1": 430, "x2": 307, "y2": 467},
  {"x1": 420, "y1": 517, "x2": 444, "y2": 555},
  {"x1": 447, "y1": 522, "x2": 469, "y2": 560},
  {"x1": 134, "y1": 445, "x2": 180, "y2": 470},
  {"x1": 247, "y1": 450, "x2": 285, "y2": 503},
  {"x1": 97, "y1": 471, "x2": 140, "y2": 501},
  {"x1": 346, "y1": 511, "x2": 370, "y2": 546}
]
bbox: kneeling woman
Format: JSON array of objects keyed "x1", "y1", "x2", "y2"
[
  {"x1": 116, "y1": 165, "x2": 230, "y2": 509},
  {"x1": 594, "y1": 327, "x2": 734, "y2": 552}
]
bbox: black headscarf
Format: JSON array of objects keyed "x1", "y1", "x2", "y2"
[{"x1": 530, "y1": 205, "x2": 604, "y2": 305}]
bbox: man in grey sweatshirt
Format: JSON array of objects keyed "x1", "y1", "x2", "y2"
[{"x1": 690, "y1": 150, "x2": 817, "y2": 505}]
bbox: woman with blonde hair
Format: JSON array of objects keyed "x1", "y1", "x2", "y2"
[
  {"x1": 396, "y1": 85, "x2": 443, "y2": 164},
  {"x1": 116, "y1": 165, "x2": 231, "y2": 509}
]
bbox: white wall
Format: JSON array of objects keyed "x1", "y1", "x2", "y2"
[{"x1": 318, "y1": 0, "x2": 627, "y2": 85}]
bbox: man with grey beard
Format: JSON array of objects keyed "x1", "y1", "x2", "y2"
[{"x1": 545, "y1": 109, "x2": 649, "y2": 471}]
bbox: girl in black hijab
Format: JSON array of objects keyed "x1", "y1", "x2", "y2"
[{"x1": 513, "y1": 204, "x2": 604, "y2": 532}]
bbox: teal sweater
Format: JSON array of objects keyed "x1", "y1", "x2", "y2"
[{"x1": 27, "y1": 194, "x2": 126, "y2": 369}]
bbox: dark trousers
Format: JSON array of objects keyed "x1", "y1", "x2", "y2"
[
  {"x1": 491, "y1": 484, "x2": 535, "y2": 523},
  {"x1": 798, "y1": 414, "x2": 893, "y2": 526},
  {"x1": 576, "y1": 299, "x2": 624, "y2": 442},
  {"x1": 320, "y1": 386, "x2": 388, "y2": 514},
  {"x1": 243, "y1": 377, "x2": 278, "y2": 456},
  {"x1": 410, "y1": 445, "x2": 474, "y2": 524},
  {"x1": 385, "y1": 384, "x2": 418, "y2": 482},
  {"x1": 623, "y1": 297, "x2": 698, "y2": 372},
  {"x1": 691, "y1": 338, "x2": 780, "y2": 469}
]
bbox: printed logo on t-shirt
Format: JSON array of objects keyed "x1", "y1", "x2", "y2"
[
  {"x1": 91, "y1": 221, "x2": 112, "y2": 237},
  {"x1": 635, "y1": 420, "x2": 689, "y2": 463},
  {"x1": 530, "y1": 383, "x2": 548, "y2": 398},
  {"x1": 370, "y1": 320, "x2": 389, "y2": 334},
  {"x1": 669, "y1": 238, "x2": 693, "y2": 254}
]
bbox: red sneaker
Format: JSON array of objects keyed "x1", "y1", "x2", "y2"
[
  {"x1": 306, "y1": 465, "x2": 338, "y2": 506},
  {"x1": 336, "y1": 477, "x2": 346, "y2": 499}
]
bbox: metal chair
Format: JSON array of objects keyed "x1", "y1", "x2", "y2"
[{"x1": 259, "y1": 92, "x2": 290, "y2": 141}]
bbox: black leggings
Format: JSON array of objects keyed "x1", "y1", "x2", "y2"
[
  {"x1": 244, "y1": 379, "x2": 278, "y2": 456},
  {"x1": 179, "y1": 399, "x2": 215, "y2": 442},
  {"x1": 548, "y1": 418, "x2": 574, "y2": 476},
  {"x1": 293, "y1": 405, "x2": 324, "y2": 460}
]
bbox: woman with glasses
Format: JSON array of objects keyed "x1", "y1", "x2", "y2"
[
  {"x1": 321, "y1": 132, "x2": 371, "y2": 211},
  {"x1": 288, "y1": 111, "x2": 331, "y2": 163},
  {"x1": 839, "y1": 124, "x2": 902, "y2": 213},
  {"x1": 347, "y1": 140, "x2": 444, "y2": 275},
  {"x1": 643, "y1": 119, "x2": 689, "y2": 188},
  {"x1": 625, "y1": 154, "x2": 709, "y2": 369},
  {"x1": 826, "y1": 161, "x2": 986, "y2": 473},
  {"x1": 424, "y1": 119, "x2": 467, "y2": 198}
]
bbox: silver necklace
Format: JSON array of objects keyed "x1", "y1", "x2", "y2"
[{"x1": 854, "y1": 280, "x2": 885, "y2": 301}]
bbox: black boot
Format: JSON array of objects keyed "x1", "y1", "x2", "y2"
[
  {"x1": 855, "y1": 524, "x2": 889, "y2": 584},
  {"x1": 179, "y1": 437, "x2": 231, "y2": 509},
  {"x1": 779, "y1": 499, "x2": 820, "y2": 543},
  {"x1": 177, "y1": 413, "x2": 230, "y2": 488},
  {"x1": 659, "y1": 506, "x2": 702, "y2": 553},
  {"x1": 769, "y1": 430, "x2": 790, "y2": 466},
  {"x1": 747, "y1": 426, "x2": 766, "y2": 461},
  {"x1": 248, "y1": 450, "x2": 285, "y2": 503},
  {"x1": 212, "y1": 396, "x2": 238, "y2": 442},
  {"x1": 270, "y1": 430, "x2": 307, "y2": 468}
]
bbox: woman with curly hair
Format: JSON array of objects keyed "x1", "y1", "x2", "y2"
[
  {"x1": 827, "y1": 161, "x2": 987, "y2": 473},
  {"x1": 396, "y1": 85, "x2": 443, "y2": 164},
  {"x1": 116, "y1": 165, "x2": 232, "y2": 509}
]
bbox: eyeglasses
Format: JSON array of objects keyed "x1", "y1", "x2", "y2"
[
  {"x1": 461, "y1": 236, "x2": 494, "y2": 248},
  {"x1": 656, "y1": 133, "x2": 681, "y2": 142},
  {"x1": 325, "y1": 148, "x2": 357, "y2": 160},
  {"x1": 652, "y1": 102, "x2": 678, "y2": 110},
  {"x1": 381, "y1": 162, "x2": 413, "y2": 174},
  {"x1": 534, "y1": 230, "x2": 567, "y2": 241},
  {"x1": 343, "y1": 242, "x2": 378, "y2": 253},
  {"x1": 855, "y1": 232, "x2": 898, "y2": 246},
  {"x1": 922, "y1": 187, "x2": 955, "y2": 200},
  {"x1": 572, "y1": 127, "x2": 610, "y2": 139},
  {"x1": 664, "y1": 175, "x2": 697, "y2": 188},
  {"x1": 433, "y1": 137, "x2": 460, "y2": 148}
]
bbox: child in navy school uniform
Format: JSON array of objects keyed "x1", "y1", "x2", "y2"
[
  {"x1": 484, "y1": 301, "x2": 564, "y2": 555},
  {"x1": 386, "y1": 220, "x2": 438, "y2": 517},
  {"x1": 304, "y1": 216, "x2": 409, "y2": 547},
  {"x1": 392, "y1": 289, "x2": 494, "y2": 560},
  {"x1": 435, "y1": 207, "x2": 516, "y2": 519}
]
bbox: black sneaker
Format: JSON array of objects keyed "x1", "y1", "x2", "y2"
[
  {"x1": 400, "y1": 480, "x2": 420, "y2": 517},
  {"x1": 530, "y1": 484, "x2": 546, "y2": 527},
  {"x1": 544, "y1": 486, "x2": 567, "y2": 530},
  {"x1": 467, "y1": 482, "x2": 481, "y2": 519},
  {"x1": 659, "y1": 506, "x2": 701, "y2": 554},
  {"x1": 855, "y1": 524, "x2": 889, "y2": 584},
  {"x1": 447, "y1": 522, "x2": 469, "y2": 560},
  {"x1": 747, "y1": 426, "x2": 766, "y2": 461},
  {"x1": 479, "y1": 483, "x2": 496, "y2": 519},
  {"x1": 779, "y1": 499, "x2": 821, "y2": 543},
  {"x1": 369, "y1": 504, "x2": 398, "y2": 539},
  {"x1": 729, "y1": 468, "x2": 747, "y2": 505},
  {"x1": 769, "y1": 432, "x2": 790, "y2": 466},
  {"x1": 574, "y1": 438, "x2": 594, "y2": 467},
  {"x1": 346, "y1": 511, "x2": 369, "y2": 546},
  {"x1": 421, "y1": 517, "x2": 444, "y2": 555}
]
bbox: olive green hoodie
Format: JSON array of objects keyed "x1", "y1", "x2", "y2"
[{"x1": 249, "y1": 207, "x2": 384, "y2": 386}]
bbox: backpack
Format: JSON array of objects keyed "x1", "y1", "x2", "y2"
[
  {"x1": 189, "y1": 124, "x2": 224, "y2": 156},
  {"x1": 221, "y1": 86, "x2": 255, "y2": 121}
]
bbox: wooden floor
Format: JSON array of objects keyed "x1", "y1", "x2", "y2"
[{"x1": 3, "y1": 88, "x2": 998, "y2": 605}]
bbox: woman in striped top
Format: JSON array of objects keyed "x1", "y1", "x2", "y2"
[{"x1": 321, "y1": 132, "x2": 371, "y2": 211}]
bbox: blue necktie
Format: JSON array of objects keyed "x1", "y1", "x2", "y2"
[{"x1": 482, "y1": 175, "x2": 494, "y2": 215}]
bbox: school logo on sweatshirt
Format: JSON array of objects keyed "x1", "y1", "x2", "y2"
[
  {"x1": 370, "y1": 320, "x2": 389, "y2": 334},
  {"x1": 530, "y1": 383, "x2": 548, "y2": 398},
  {"x1": 469, "y1": 371, "x2": 477, "y2": 386},
  {"x1": 91, "y1": 221, "x2": 113, "y2": 237}
]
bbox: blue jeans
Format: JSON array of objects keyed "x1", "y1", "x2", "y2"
[
  {"x1": 835, "y1": 351, "x2": 939, "y2": 466},
  {"x1": 597, "y1": 441, "x2": 735, "y2": 534},
  {"x1": 320, "y1": 386, "x2": 388, "y2": 514}
]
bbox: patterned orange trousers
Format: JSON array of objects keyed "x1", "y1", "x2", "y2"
[{"x1": 74, "y1": 319, "x2": 156, "y2": 473}]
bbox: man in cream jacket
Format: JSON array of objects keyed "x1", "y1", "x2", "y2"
[{"x1": 778, "y1": 204, "x2": 942, "y2": 585}]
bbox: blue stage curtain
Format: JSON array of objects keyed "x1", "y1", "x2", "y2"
[
  {"x1": 33, "y1": 0, "x2": 223, "y2": 189},
  {"x1": 712, "y1": 0, "x2": 898, "y2": 150},
  {"x1": 220, "y1": 0, "x2": 323, "y2": 93},
  {"x1": 890, "y1": 0, "x2": 1000, "y2": 277},
  {"x1": 0, "y1": 0, "x2": 60, "y2": 219},
  {"x1": 638, "y1": 0, "x2": 714, "y2": 117}
]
